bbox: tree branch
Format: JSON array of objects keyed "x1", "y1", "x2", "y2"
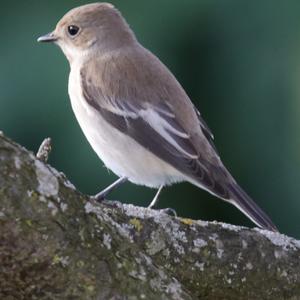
[{"x1": 0, "y1": 133, "x2": 299, "y2": 299}]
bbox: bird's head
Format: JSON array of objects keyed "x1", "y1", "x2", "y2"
[{"x1": 38, "y1": 3, "x2": 137, "y2": 63}]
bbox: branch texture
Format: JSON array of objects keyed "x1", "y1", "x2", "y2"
[{"x1": 0, "y1": 133, "x2": 300, "y2": 299}]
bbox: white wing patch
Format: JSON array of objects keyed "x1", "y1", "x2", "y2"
[
  {"x1": 107, "y1": 100, "x2": 138, "y2": 118},
  {"x1": 139, "y1": 108, "x2": 198, "y2": 159},
  {"x1": 104, "y1": 99, "x2": 199, "y2": 160}
]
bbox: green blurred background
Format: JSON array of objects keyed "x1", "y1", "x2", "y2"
[{"x1": 1, "y1": 0, "x2": 300, "y2": 238}]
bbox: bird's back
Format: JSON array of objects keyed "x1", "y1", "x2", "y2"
[{"x1": 80, "y1": 45, "x2": 232, "y2": 196}]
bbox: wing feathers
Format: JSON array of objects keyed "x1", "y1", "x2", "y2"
[
  {"x1": 81, "y1": 67, "x2": 232, "y2": 199},
  {"x1": 79, "y1": 53, "x2": 277, "y2": 231},
  {"x1": 228, "y1": 183, "x2": 278, "y2": 231},
  {"x1": 139, "y1": 108, "x2": 197, "y2": 159}
]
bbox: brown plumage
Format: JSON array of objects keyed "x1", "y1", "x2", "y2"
[{"x1": 38, "y1": 3, "x2": 278, "y2": 231}]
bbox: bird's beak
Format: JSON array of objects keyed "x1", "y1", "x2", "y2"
[{"x1": 37, "y1": 32, "x2": 57, "y2": 43}]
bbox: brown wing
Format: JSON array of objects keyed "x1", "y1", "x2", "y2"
[
  {"x1": 79, "y1": 46, "x2": 278, "y2": 231},
  {"x1": 80, "y1": 48, "x2": 231, "y2": 199}
]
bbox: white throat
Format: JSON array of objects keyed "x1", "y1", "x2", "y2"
[{"x1": 57, "y1": 41, "x2": 92, "y2": 64}]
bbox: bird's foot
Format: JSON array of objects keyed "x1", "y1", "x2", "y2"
[
  {"x1": 92, "y1": 177, "x2": 127, "y2": 202},
  {"x1": 149, "y1": 206, "x2": 177, "y2": 217},
  {"x1": 91, "y1": 192, "x2": 105, "y2": 202}
]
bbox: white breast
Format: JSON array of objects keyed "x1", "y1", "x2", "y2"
[{"x1": 68, "y1": 62, "x2": 184, "y2": 188}]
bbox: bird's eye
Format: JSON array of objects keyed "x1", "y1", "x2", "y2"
[{"x1": 67, "y1": 25, "x2": 80, "y2": 36}]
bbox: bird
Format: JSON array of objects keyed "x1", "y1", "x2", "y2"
[{"x1": 37, "y1": 2, "x2": 278, "y2": 231}]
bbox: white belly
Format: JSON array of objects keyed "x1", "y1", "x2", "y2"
[{"x1": 68, "y1": 66, "x2": 184, "y2": 188}]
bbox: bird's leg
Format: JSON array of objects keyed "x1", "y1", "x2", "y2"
[
  {"x1": 93, "y1": 177, "x2": 127, "y2": 201},
  {"x1": 148, "y1": 185, "x2": 164, "y2": 209},
  {"x1": 148, "y1": 185, "x2": 177, "y2": 216}
]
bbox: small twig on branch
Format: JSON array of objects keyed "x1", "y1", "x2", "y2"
[
  {"x1": 36, "y1": 137, "x2": 52, "y2": 162},
  {"x1": 1, "y1": 133, "x2": 300, "y2": 299}
]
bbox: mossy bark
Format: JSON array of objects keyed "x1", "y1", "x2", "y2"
[{"x1": 0, "y1": 133, "x2": 300, "y2": 300}]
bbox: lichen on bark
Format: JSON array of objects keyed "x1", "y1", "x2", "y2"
[{"x1": 0, "y1": 134, "x2": 300, "y2": 300}]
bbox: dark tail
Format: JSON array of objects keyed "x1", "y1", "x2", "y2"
[{"x1": 228, "y1": 183, "x2": 278, "y2": 232}]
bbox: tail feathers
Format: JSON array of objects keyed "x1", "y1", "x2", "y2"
[{"x1": 228, "y1": 183, "x2": 278, "y2": 232}]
